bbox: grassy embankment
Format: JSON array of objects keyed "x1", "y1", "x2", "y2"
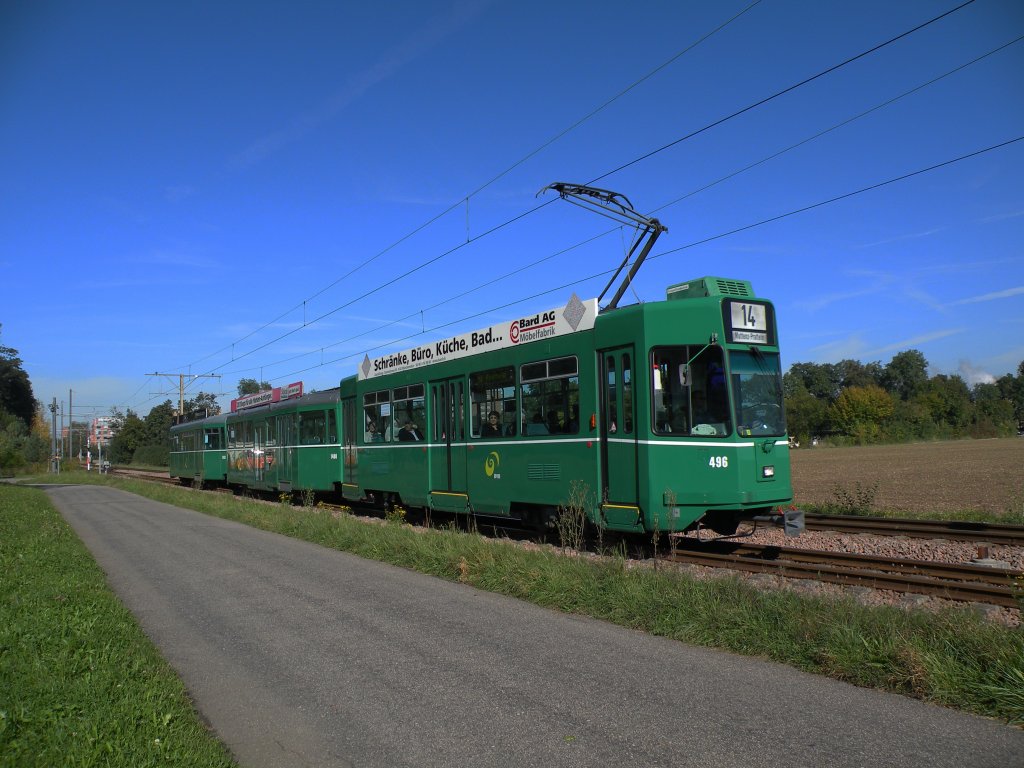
[
  {"x1": 0, "y1": 483, "x2": 236, "y2": 768},
  {"x1": 14, "y1": 471, "x2": 1024, "y2": 727}
]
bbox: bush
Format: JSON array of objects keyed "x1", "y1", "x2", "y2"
[{"x1": 132, "y1": 444, "x2": 169, "y2": 467}]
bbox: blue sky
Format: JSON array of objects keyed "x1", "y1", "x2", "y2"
[{"x1": 2, "y1": 0, "x2": 1022, "y2": 420}]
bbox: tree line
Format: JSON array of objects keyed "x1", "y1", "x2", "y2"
[
  {"x1": 784, "y1": 350, "x2": 1024, "y2": 444},
  {"x1": 0, "y1": 326, "x2": 49, "y2": 470}
]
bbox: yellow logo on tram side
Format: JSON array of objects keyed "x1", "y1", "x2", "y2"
[{"x1": 484, "y1": 451, "x2": 500, "y2": 478}]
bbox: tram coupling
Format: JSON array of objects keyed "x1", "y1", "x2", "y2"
[{"x1": 751, "y1": 507, "x2": 805, "y2": 537}]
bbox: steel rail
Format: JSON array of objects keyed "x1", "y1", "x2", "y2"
[
  {"x1": 804, "y1": 513, "x2": 1024, "y2": 545},
  {"x1": 666, "y1": 543, "x2": 1023, "y2": 608},
  {"x1": 111, "y1": 468, "x2": 182, "y2": 485}
]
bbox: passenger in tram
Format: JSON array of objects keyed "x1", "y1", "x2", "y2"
[
  {"x1": 365, "y1": 419, "x2": 383, "y2": 442},
  {"x1": 525, "y1": 412, "x2": 548, "y2": 435},
  {"x1": 565, "y1": 407, "x2": 579, "y2": 433},
  {"x1": 546, "y1": 411, "x2": 562, "y2": 434},
  {"x1": 481, "y1": 410, "x2": 504, "y2": 438},
  {"x1": 399, "y1": 421, "x2": 423, "y2": 441}
]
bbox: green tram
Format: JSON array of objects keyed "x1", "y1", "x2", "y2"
[
  {"x1": 169, "y1": 413, "x2": 228, "y2": 487},
  {"x1": 172, "y1": 276, "x2": 799, "y2": 536}
]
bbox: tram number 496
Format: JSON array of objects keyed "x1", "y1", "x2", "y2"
[{"x1": 709, "y1": 456, "x2": 729, "y2": 468}]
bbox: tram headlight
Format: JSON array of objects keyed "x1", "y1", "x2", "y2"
[{"x1": 762, "y1": 465, "x2": 775, "y2": 478}]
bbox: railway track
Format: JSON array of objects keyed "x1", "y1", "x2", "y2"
[
  {"x1": 804, "y1": 513, "x2": 1024, "y2": 545},
  {"x1": 666, "y1": 540, "x2": 1023, "y2": 608},
  {"x1": 110, "y1": 468, "x2": 182, "y2": 486}
]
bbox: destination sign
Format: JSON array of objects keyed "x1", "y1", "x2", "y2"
[
  {"x1": 359, "y1": 295, "x2": 597, "y2": 380},
  {"x1": 726, "y1": 301, "x2": 770, "y2": 345}
]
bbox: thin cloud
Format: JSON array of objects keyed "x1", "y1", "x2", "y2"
[
  {"x1": 868, "y1": 328, "x2": 964, "y2": 356},
  {"x1": 230, "y1": 1, "x2": 491, "y2": 169},
  {"x1": 951, "y1": 286, "x2": 1024, "y2": 305},
  {"x1": 856, "y1": 227, "x2": 946, "y2": 249},
  {"x1": 79, "y1": 276, "x2": 204, "y2": 290},
  {"x1": 902, "y1": 286, "x2": 946, "y2": 313},
  {"x1": 989, "y1": 346, "x2": 1024, "y2": 368},
  {"x1": 794, "y1": 286, "x2": 882, "y2": 312},
  {"x1": 979, "y1": 208, "x2": 1024, "y2": 223},
  {"x1": 913, "y1": 256, "x2": 1023, "y2": 276},
  {"x1": 809, "y1": 334, "x2": 869, "y2": 362},
  {"x1": 134, "y1": 249, "x2": 220, "y2": 269}
]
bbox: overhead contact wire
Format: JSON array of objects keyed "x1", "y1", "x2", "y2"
[
  {"x1": 179, "y1": 3, "x2": 760, "y2": 374},
  {"x1": 224, "y1": 33, "x2": 1018, "y2": 379},
  {"x1": 271, "y1": 135, "x2": 1023, "y2": 382}
]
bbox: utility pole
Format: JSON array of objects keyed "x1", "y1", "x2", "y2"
[
  {"x1": 49, "y1": 398, "x2": 59, "y2": 474},
  {"x1": 147, "y1": 372, "x2": 221, "y2": 422}
]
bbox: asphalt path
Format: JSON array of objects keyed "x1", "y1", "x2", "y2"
[{"x1": 47, "y1": 485, "x2": 1024, "y2": 768}]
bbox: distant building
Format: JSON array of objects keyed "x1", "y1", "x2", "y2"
[{"x1": 90, "y1": 417, "x2": 116, "y2": 448}]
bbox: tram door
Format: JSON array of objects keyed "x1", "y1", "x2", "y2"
[
  {"x1": 277, "y1": 414, "x2": 296, "y2": 488},
  {"x1": 600, "y1": 347, "x2": 639, "y2": 507},
  {"x1": 429, "y1": 377, "x2": 468, "y2": 499},
  {"x1": 342, "y1": 398, "x2": 357, "y2": 486}
]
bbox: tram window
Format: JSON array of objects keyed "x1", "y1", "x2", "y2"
[
  {"x1": 299, "y1": 411, "x2": 327, "y2": 444},
  {"x1": 730, "y1": 350, "x2": 785, "y2": 437},
  {"x1": 363, "y1": 390, "x2": 391, "y2": 443},
  {"x1": 392, "y1": 385, "x2": 426, "y2": 441},
  {"x1": 606, "y1": 357, "x2": 617, "y2": 433},
  {"x1": 264, "y1": 418, "x2": 277, "y2": 446},
  {"x1": 204, "y1": 428, "x2": 222, "y2": 450},
  {"x1": 278, "y1": 414, "x2": 296, "y2": 445},
  {"x1": 432, "y1": 385, "x2": 443, "y2": 442},
  {"x1": 524, "y1": 358, "x2": 581, "y2": 436},
  {"x1": 470, "y1": 367, "x2": 516, "y2": 437},
  {"x1": 520, "y1": 356, "x2": 579, "y2": 435},
  {"x1": 651, "y1": 346, "x2": 731, "y2": 437},
  {"x1": 622, "y1": 355, "x2": 633, "y2": 434},
  {"x1": 326, "y1": 410, "x2": 337, "y2": 443},
  {"x1": 343, "y1": 400, "x2": 356, "y2": 446}
]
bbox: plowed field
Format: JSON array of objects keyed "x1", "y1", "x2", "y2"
[{"x1": 789, "y1": 437, "x2": 1024, "y2": 515}]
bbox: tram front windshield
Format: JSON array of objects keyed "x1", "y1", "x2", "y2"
[
  {"x1": 730, "y1": 349, "x2": 786, "y2": 437},
  {"x1": 651, "y1": 346, "x2": 732, "y2": 437}
]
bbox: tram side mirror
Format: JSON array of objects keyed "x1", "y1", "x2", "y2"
[{"x1": 678, "y1": 364, "x2": 690, "y2": 386}]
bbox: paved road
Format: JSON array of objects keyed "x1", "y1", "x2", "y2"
[{"x1": 48, "y1": 485, "x2": 1024, "y2": 768}]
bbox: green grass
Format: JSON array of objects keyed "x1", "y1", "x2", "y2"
[
  {"x1": 0, "y1": 484, "x2": 236, "y2": 768},
  {"x1": 29, "y1": 471, "x2": 1024, "y2": 726}
]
